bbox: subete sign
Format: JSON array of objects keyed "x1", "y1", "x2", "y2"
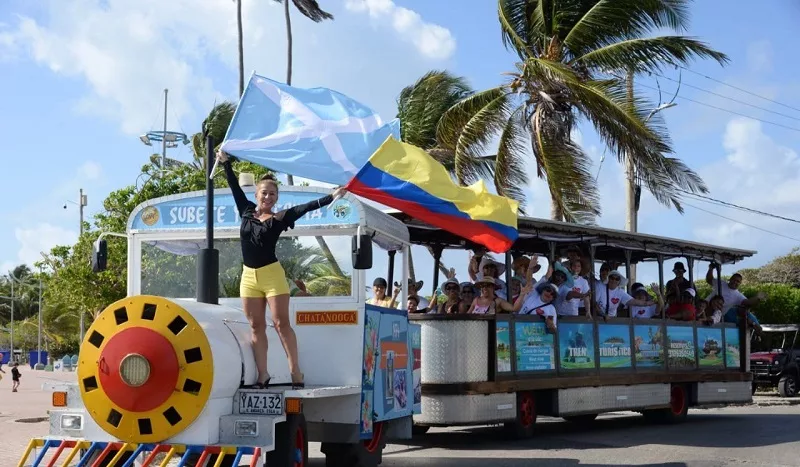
[{"x1": 129, "y1": 190, "x2": 358, "y2": 231}]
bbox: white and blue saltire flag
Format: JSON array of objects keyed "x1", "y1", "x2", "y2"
[{"x1": 220, "y1": 73, "x2": 401, "y2": 186}]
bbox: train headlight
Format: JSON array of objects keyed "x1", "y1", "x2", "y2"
[
  {"x1": 60, "y1": 414, "x2": 83, "y2": 431},
  {"x1": 119, "y1": 353, "x2": 151, "y2": 387}
]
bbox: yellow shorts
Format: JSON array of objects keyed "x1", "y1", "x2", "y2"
[{"x1": 240, "y1": 263, "x2": 291, "y2": 298}]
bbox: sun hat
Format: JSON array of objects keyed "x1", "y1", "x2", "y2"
[
  {"x1": 478, "y1": 255, "x2": 506, "y2": 276},
  {"x1": 475, "y1": 277, "x2": 501, "y2": 289}
]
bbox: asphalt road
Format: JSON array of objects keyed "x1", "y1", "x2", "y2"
[{"x1": 309, "y1": 404, "x2": 800, "y2": 467}]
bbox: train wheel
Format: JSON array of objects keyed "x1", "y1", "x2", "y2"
[
  {"x1": 504, "y1": 391, "x2": 537, "y2": 439},
  {"x1": 267, "y1": 413, "x2": 308, "y2": 467},
  {"x1": 321, "y1": 420, "x2": 386, "y2": 467}
]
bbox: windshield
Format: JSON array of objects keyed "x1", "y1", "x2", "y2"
[
  {"x1": 752, "y1": 331, "x2": 795, "y2": 353},
  {"x1": 140, "y1": 235, "x2": 354, "y2": 298}
]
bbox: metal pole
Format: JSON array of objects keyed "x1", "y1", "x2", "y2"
[
  {"x1": 10, "y1": 280, "x2": 13, "y2": 362},
  {"x1": 79, "y1": 187, "x2": 86, "y2": 343},
  {"x1": 37, "y1": 275, "x2": 42, "y2": 369},
  {"x1": 162, "y1": 89, "x2": 169, "y2": 175}
]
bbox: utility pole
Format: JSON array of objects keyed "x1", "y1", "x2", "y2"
[
  {"x1": 37, "y1": 272, "x2": 42, "y2": 369},
  {"x1": 10, "y1": 280, "x2": 13, "y2": 363},
  {"x1": 162, "y1": 89, "x2": 169, "y2": 176},
  {"x1": 78, "y1": 188, "x2": 87, "y2": 344}
]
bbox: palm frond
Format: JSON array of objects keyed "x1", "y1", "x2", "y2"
[
  {"x1": 563, "y1": 0, "x2": 692, "y2": 56},
  {"x1": 494, "y1": 106, "x2": 530, "y2": 211},
  {"x1": 454, "y1": 93, "x2": 514, "y2": 184},
  {"x1": 273, "y1": 0, "x2": 333, "y2": 22},
  {"x1": 575, "y1": 36, "x2": 728, "y2": 74},
  {"x1": 498, "y1": 0, "x2": 537, "y2": 59},
  {"x1": 531, "y1": 105, "x2": 600, "y2": 223}
]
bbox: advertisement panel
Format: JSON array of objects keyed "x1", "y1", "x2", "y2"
[
  {"x1": 514, "y1": 321, "x2": 555, "y2": 372},
  {"x1": 558, "y1": 323, "x2": 595, "y2": 370},
  {"x1": 598, "y1": 324, "x2": 632, "y2": 369},
  {"x1": 666, "y1": 326, "x2": 696, "y2": 369},
  {"x1": 633, "y1": 324, "x2": 665, "y2": 369},
  {"x1": 697, "y1": 327, "x2": 724, "y2": 368}
]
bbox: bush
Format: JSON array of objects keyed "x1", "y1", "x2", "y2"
[{"x1": 695, "y1": 282, "x2": 800, "y2": 325}]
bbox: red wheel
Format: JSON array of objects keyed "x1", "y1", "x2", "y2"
[
  {"x1": 670, "y1": 385, "x2": 687, "y2": 417},
  {"x1": 267, "y1": 414, "x2": 307, "y2": 467},
  {"x1": 363, "y1": 421, "x2": 384, "y2": 453},
  {"x1": 504, "y1": 391, "x2": 537, "y2": 439}
]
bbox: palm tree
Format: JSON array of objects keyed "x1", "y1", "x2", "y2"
[
  {"x1": 443, "y1": 0, "x2": 727, "y2": 223},
  {"x1": 306, "y1": 263, "x2": 351, "y2": 297}
]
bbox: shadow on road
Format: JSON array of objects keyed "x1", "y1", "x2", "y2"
[
  {"x1": 305, "y1": 458, "x2": 690, "y2": 467},
  {"x1": 392, "y1": 411, "x2": 800, "y2": 451}
]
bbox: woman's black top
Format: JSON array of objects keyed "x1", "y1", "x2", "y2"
[{"x1": 224, "y1": 160, "x2": 333, "y2": 269}]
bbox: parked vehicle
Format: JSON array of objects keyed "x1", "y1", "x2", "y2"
[{"x1": 751, "y1": 324, "x2": 800, "y2": 397}]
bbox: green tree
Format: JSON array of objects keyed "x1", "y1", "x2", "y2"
[{"x1": 442, "y1": 0, "x2": 727, "y2": 222}]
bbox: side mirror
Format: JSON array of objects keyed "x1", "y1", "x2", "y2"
[
  {"x1": 92, "y1": 239, "x2": 107, "y2": 273},
  {"x1": 352, "y1": 234, "x2": 373, "y2": 270}
]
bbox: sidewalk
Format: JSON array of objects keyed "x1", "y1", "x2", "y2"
[{"x1": 0, "y1": 369, "x2": 77, "y2": 466}]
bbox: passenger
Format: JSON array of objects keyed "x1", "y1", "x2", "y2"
[
  {"x1": 596, "y1": 271, "x2": 656, "y2": 320},
  {"x1": 695, "y1": 299, "x2": 709, "y2": 321},
  {"x1": 698, "y1": 297, "x2": 725, "y2": 325},
  {"x1": 629, "y1": 283, "x2": 663, "y2": 319},
  {"x1": 666, "y1": 287, "x2": 697, "y2": 321},
  {"x1": 512, "y1": 254, "x2": 541, "y2": 277},
  {"x1": 665, "y1": 262, "x2": 696, "y2": 308},
  {"x1": 459, "y1": 282, "x2": 476, "y2": 314},
  {"x1": 433, "y1": 278, "x2": 462, "y2": 314},
  {"x1": 406, "y1": 295, "x2": 421, "y2": 314},
  {"x1": 510, "y1": 275, "x2": 526, "y2": 303},
  {"x1": 515, "y1": 280, "x2": 559, "y2": 333},
  {"x1": 395, "y1": 278, "x2": 430, "y2": 312},
  {"x1": 366, "y1": 277, "x2": 393, "y2": 307},
  {"x1": 558, "y1": 258, "x2": 591, "y2": 318},
  {"x1": 467, "y1": 277, "x2": 515, "y2": 315},
  {"x1": 705, "y1": 263, "x2": 766, "y2": 310},
  {"x1": 217, "y1": 149, "x2": 345, "y2": 389}
]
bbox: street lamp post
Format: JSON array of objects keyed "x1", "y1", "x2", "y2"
[
  {"x1": 65, "y1": 189, "x2": 88, "y2": 342},
  {"x1": 37, "y1": 271, "x2": 43, "y2": 369},
  {"x1": 139, "y1": 89, "x2": 190, "y2": 177}
]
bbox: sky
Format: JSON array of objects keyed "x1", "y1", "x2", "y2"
[{"x1": 1, "y1": 0, "x2": 800, "y2": 291}]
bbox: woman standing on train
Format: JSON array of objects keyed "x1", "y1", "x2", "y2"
[{"x1": 217, "y1": 150, "x2": 346, "y2": 389}]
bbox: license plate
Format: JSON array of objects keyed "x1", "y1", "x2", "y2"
[{"x1": 239, "y1": 392, "x2": 284, "y2": 415}]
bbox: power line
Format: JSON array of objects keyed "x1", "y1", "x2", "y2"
[
  {"x1": 654, "y1": 73, "x2": 800, "y2": 122},
  {"x1": 679, "y1": 190, "x2": 800, "y2": 225},
  {"x1": 637, "y1": 82, "x2": 800, "y2": 133},
  {"x1": 682, "y1": 201, "x2": 800, "y2": 243},
  {"x1": 677, "y1": 65, "x2": 800, "y2": 114}
]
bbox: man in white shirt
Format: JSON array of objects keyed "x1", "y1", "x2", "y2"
[{"x1": 704, "y1": 263, "x2": 765, "y2": 310}]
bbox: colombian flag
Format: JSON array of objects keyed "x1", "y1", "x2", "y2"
[{"x1": 345, "y1": 137, "x2": 519, "y2": 253}]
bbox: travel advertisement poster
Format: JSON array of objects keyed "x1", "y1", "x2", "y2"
[
  {"x1": 697, "y1": 327, "x2": 724, "y2": 368},
  {"x1": 515, "y1": 321, "x2": 555, "y2": 371},
  {"x1": 598, "y1": 324, "x2": 632, "y2": 369},
  {"x1": 724, "y1": 327, "x2": 741, "y2": 369},
  {"x1": 559, "y1": 323, "x2": 595, "y2": 370},
  {"x1": 634, "y1": 324, "x2": 665, "y2": 369},
  {"x1": 666, "y1": 326, "x2": 696, "y2": 369},
  {"x1": 496, "y1": 320, "x2": 512, "y2": 373}
]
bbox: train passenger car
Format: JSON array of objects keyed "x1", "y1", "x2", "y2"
[{"x1": 389, "y1": 212, "x2": 756, "y2": 437}]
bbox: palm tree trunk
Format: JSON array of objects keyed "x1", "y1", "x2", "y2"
[
  {"x1": 624, "y1": 70, "x2": 637, "y2": 283},
  {"x1": 237, "y1": 0, "x2": 244, "y2": 97},
  {"x1": 550, "y1": 198, "x2": 564, "y2": 222}
]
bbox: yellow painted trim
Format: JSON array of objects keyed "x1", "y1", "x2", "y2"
[
  {"x1": 107, "y1": 443, "x2": 132, "y2": 465},
  {"x1": 59, "y1": 441, "x2": 90, "y2": 467},
  {"x1": 78, "y1": 295, "x2": 214, "y2": 443},
  {"x1": 157, "y1": 447, "x2": 177, "y2": 467},
  {"x1": 16, "y1": 439, "x2": 40, "y2": 467}
]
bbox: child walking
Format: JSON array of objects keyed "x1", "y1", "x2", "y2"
[{"x1": 11, "y1": 363, "x2": 21, "y2": 392}]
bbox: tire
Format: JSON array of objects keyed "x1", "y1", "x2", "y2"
[
  {"x1": 266, "y1": 413, "x2": 308, "y2": 467},
  {"x1": 503, "y1": 391, "x2": 537, "y2": 439},
  {"x1": 411, "y1": 424, "x2": 430, "y2": 435},
  {"x1": 642, "y1": 384, "x2": 689, "y2": 424},
  {"x1": 778, "y1": 374, "x2": 798, "y2": 398},
  {"x1": 562, "y1": 414, "x2": 598, "y2": 424},
  {"x1": 321, "y1": 420, "x2": 386, "y2": 467}
]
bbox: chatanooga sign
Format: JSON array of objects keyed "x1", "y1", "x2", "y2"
[
  {"x1": 129, "y1": 189, "x2": 357, "y2": 231},
  {"x1": 296, "y1": 311, "x2": 358, "y2": 325}
]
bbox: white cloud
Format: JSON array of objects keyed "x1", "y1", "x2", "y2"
[
  {"x1": 344, "y1": 0, "x2": 456, "y2": 60},
  {"x1": 2, "y1": 0, "x2": 451, "y2": 138},
  {"x1": 692, "y1": 117, "x2": 800, "y2": 262},
  {"x1": 7, "y1": 224, "x2": 77, "y2": 269},
  {"x1": 78, "y1": 161, "x2": 102, "y2": 181}
]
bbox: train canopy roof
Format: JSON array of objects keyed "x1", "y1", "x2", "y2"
[{"x1": 387, "y1": 212, "x2": 756, "y2": 265}]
